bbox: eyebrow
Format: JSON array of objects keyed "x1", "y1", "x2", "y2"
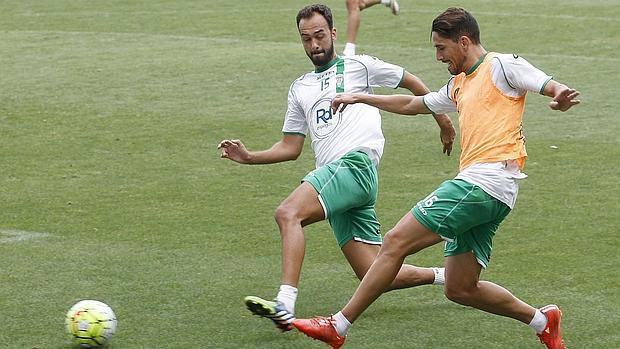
[{"x1": 301, "y1": 28, "x2": 326, "y2": 36}]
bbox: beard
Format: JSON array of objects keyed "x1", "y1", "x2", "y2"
[
  {"x1": 447, "y1": 64, "x2": 459, "y2": 75},
  {"x1": 443, "y1": 60, "x2": 458, "y2": 75},
  {"x1": 445, "y1": 56, "x2": 466, "y2": 75},
  {"x1": 307, "y1": 43, "x2": 335, "y2": 67}
]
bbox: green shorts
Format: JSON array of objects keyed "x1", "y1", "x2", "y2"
[
  {"x1": 412, "y1": 179, "x2": 511, "y2": 268},
  {"x1": 303, "y1": 151, "x2": 381, "y2": 248}
]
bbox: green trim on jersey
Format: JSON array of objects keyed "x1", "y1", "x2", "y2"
[
  {"x1": 283, "y1": 131, "x2": 306, "y2": 137},
  {"x1": 347, "y1": 56, "x2": 370, "y2": 88},
  {"x1": 539, "y1": 76, "x2": 553, "y2": 95},
  {"x1": 396, "y1": 69, "x2": 406, "y2": 89},
  {"x1": 422, "y1": 95, "x2": 434, "y2": 114},
  {"x1": 466, "y1": 52, "x2": 488, "y2": 75},
  {"x1": 336, "y1": 59, "x2": 345, "y2": 93},
  {"x1": 493, "y1": 57, "x2": 516, "y2": 89},
  {"x1": 315, "y1": 56, "x2": 342, "y2": 73}
]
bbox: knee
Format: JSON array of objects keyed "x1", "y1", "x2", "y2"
[
  {"x1": 274, "y1": 203, "x2": 298, "y2": 225},
  {"x1": 346, "y1": 0, "x2": 363, "y2": 11},
  {"x1": 358, "y1": 0, "x2": 371, "y2": 10},
  {"x1": 378, "y1": 230, "x2": 409, "y2": 261},
  {"x1": 444, "y1": 285, "x2": 476, "y2": 306}
]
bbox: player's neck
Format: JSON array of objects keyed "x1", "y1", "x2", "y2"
[
  {"x1": 463, "y1": 46, "x2": 487, "y2": 74},
  {"x1": 314, "y1": 54, "x2": 339, "y2": 72}
]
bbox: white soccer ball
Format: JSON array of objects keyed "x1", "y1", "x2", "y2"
[{"x1": 65, "y1": 300, "x2": 117, "y2": 348}]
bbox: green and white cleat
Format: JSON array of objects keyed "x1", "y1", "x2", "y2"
[{"x1": 244, "y1": 296, "x2": 295, "y2": 331}]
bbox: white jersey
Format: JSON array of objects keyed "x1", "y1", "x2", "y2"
[
  {"x1": 424, "y1": 53, "x2": 551, "y2": 114},
  {"x1": 283, "y1": 55, "x2": 404, "y2": 168},
  {"x1": 424, "y1": 53, "x2": 552, "y2": 208}
]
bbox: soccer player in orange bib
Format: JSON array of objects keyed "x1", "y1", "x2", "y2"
[{"x1": 294, "y1": 7, "x2": 579, "y2": 349}]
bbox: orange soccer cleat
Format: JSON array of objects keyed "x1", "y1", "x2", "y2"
[
  {"x1": 293, "y1": 316, "x2": 346, "y2": 349},
  {"x1": 537, "y1": 304, "x2": 566, "y2": 349}
]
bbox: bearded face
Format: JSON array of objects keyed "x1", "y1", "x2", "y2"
[{"x1": 298, "y1": 13, "x2": 337, "y2": 68}]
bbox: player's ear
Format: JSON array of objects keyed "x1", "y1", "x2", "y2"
[
  {"x1": 459, "y1": 36, "x2": 472, "y2": 51},
  {"x1": 332, "y1": 27, "x2": 337, "y2": 41}
]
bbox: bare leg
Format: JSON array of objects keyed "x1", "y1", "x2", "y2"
[
  {"x1": 444, "y1": 252, "x2": 536, "y2": 324},
  {"x1": 345, "y1": 0, "x2": 363, "y2": 45},
  {"x1": 345, "y1": 0, "x2": 381, "y2": 44},
  {"x1": 341, "y1": 240, "x2": 437, "y2": 290},
  {"x1": 275, "y1": 182, "x2": 326, "y2": 287},
  {"x1": 341, "y1": 212, "x2": 443, "y2": 323}
]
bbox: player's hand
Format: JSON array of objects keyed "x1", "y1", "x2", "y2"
[
  {"x1": 217, "y1": 139, "x2": 251, "y2": 164},
  {"x1": 433, "y1": 114, "x2": 455, "y2": 156},
  {"x1": 549, "y1": 88, "x2": 580, "y2": 112},
  {"x1": 439, "y1": 121, "x2": 456, "y2": 156},
  {"x1": 331, "y1": 94, "x2": 358, "y2": 114}
]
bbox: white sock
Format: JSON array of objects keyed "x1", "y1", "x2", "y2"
[
  {"x1": 432, "y1": 267, "x2": 445, "y2": 285},
  {"x1": 276, "y1": 284, "x2": 298, "y2": 314},
  {"x1": 343, "y1": 42, "x2": 356, "y2": 56},
  {"x1": 528, "y1": 309, "x2": 548, "y2": 333},
  {"x1": 332, "y1": 311, "x2": 351, "y2": 337},
  {"x1": 381, "y1": 0, "x2": 391, "y2": 5}
]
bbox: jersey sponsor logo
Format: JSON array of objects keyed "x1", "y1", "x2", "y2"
[
  {"x1": 309, "y1": 98, "x2": 342, "y2": 139},
  {"x1": 316, "y1": 108, "x2": 332, "y2": 123}
]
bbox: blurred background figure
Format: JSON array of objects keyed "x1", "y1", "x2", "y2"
[{"x1": 343, "y1": 0, "x2": 400, "y2": 56}]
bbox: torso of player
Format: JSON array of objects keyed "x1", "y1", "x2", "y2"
[
  {"x1": 299, "y1": 58, "x2": 373, "y2": 142},
  {"x1": 284, "y1": 55, "x2": 404, "y2": 168},
  {"x1": 423, "y1": 52, "x2": 552, "y2": 208},
  {"x1": 451, "y1": 52, "x2": 528, "y2": 171}
]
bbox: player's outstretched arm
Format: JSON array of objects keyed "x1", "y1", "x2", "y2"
[
  {"x1": 218, "y1": 134, "x2": 305, "y2": 164},
  {"x1": 543, "y1": 80, "x2": 580, "y2": 112},
  {"x1": 399, "y1": 71, "x2": 433, "y2": 97},
  {"x1": 332, "y1": 93, "x2": 428, "y2": 116},
  {"x1": 399, "y1": 72, "x2": 456, "y2": 155}
]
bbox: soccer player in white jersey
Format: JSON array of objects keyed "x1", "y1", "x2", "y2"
[
  {"x1": 218, "y1": 4, "x2": 455, "y2": 333},
  {"x1": 294, "y1": 7, "x2": 579, "y2": 349}
]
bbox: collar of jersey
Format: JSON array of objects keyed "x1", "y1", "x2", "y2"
[
  {"x1": 315, "y1": 56, "x2": 342, "y2": 73},
  {"x1": 465, "y1": 52, "x2": 488, "y2": 75}
]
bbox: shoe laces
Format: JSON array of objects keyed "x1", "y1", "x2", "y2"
[{"x1": 310, "y1": 315, "x2": 337, "y2": 328}]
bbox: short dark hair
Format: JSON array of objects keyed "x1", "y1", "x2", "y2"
[
  {"x1": 296, "y1": 4, "x2": 334, "y2": 30},
  {"x1": 431, "y1": 7, "x2": 480, "y2": 44}
]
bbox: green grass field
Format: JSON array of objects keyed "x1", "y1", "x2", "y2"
[{"x1": 1, "y1": 0, "x2": 619, "y2": 348}]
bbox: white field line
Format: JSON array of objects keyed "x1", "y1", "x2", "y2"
[
  {"x1": 13, "y1": 8, "x2": 620, "y2": 22},
  {"x1": 0, "y1": 229, "x2": 51, "y2": 243},
  {"x1": 407, "y1": 8, "x2": 620, "y2": 22},
  {"x1": 2, "y1": 29, "x2": 247, "y2": 45},
  {"x1": 2, "y1": 29, "x2": 618, "y2": 63},
  {"x1": 385, "y1": 46, "x2": 620, "y2": 63}
]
